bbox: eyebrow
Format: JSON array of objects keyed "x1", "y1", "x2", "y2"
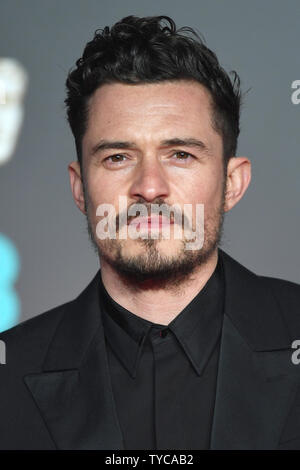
[{"x1": 90, "y1": 137, "x2": 212, "y2": 156}]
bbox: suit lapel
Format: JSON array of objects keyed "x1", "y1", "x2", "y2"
[
  {"x1": 24, "y1": 272, "x2": 124, "y2": 450},
  {"x1": 210, "y1": 249, "x2": 300, "y2": 449}
]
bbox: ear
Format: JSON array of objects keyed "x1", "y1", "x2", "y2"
[
  {"x1": 224, "y1": 156, "x2": 251, "y2": 212},
  {"x1": 68, "y1": 161, "x2": 86, "y2": 214}
]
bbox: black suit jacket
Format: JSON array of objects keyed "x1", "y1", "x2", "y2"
[{"x1": 1, "y1": 248, "x2": 300, "y2": 450}]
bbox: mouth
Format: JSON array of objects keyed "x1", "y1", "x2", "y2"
[{"x1": 128, "y1": 215, "x2": 174, "y2": 230}]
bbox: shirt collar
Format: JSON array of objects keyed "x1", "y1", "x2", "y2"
[{"x1": 99, "y1": 250, "x2": 225, "y2": 379}]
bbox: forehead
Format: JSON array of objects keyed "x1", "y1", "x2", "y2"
[
  {"x1": 83, "y1": 80, "x2": 221, "y2": 153},
  {"x1": 87, "y1": 80, "x2": 213, "y2": 120}
]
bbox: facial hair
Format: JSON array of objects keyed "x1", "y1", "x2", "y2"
[{"x1": 83, "y1": 177, "x2": 227, "y2": 291}]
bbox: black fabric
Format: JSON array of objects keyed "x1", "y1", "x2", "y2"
[
  {"x1": 1, "y1": 248, "x2": 300, "y2": 449},
  {"x1": 99, "y1": 255, "x2": 225, "y2": 449}
]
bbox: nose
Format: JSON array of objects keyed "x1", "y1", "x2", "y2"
[{"x1": 129, "y1": 157, "x2": 170, "y2": 202}]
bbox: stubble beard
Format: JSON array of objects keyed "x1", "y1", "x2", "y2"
[{"x1": 83, "y1": 179, "x2": 227, "y2": 290}]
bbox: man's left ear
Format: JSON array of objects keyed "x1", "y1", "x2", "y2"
[{"x1": 224, "y1": 157, "x2": 251, "y2": 212}]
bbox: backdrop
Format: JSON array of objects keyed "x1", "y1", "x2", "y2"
[{"x1": 0, "y1": 0, "x2": 299, "y2": 329}]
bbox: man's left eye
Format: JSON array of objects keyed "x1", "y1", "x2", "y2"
[{"x1": 173, "y1": 151, "x2": 193, "y2": 160}]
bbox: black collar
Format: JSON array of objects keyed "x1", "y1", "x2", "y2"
[{"x1": 100, "y1": 253, "x2": 225, "y2": 378}]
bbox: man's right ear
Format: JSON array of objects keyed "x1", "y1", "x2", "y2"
[{"x1": 68, "y1": 161, "x2": 86, "y2": 214}]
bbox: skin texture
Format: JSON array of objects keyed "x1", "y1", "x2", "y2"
[{"x1": 68, "y1": 80, "x2": 251, "y2": 325}]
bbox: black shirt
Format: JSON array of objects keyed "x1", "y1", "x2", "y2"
[{"x1": 99, "y1": 253, "x2": 225, "y2": 450}]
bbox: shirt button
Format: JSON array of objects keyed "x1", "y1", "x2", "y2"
[{"x1": 160, "y1": 328, "x2": 168, "y2": 338}]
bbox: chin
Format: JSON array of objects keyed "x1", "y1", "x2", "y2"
[{"x1": 121, "y1": 237, "x2": 184, "y2": 257}]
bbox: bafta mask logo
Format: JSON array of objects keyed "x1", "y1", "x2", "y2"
[
  {"x1": 0, "y1": 58, "x2": 28, "y2": 165},
  {"x1": 0, "y1": 58, "x2": 27, "y2": 333}
]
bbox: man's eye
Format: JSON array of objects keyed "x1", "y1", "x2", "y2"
[
  {"x1": 105, "y1": 154, "x2": 127, "y2": 164},
  {"x1": 173, "y1": 151, "x2": 194, "y2": 161}
]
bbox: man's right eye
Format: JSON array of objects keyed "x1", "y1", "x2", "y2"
[{"x1": 104, "y1": 154, "x2": 127, "y2": 164}]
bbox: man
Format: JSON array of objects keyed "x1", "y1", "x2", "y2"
[{"x1": 0, "y1": 14, "x2": 300, "y2": 450}]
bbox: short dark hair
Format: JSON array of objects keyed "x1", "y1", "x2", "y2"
[{"x1": 65, "y1": 15, "x2": 242, "y2": 169}]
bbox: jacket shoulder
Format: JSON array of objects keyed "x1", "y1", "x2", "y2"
[
  {"x1": 258, "y1": 274, "x2": 300, "y2": 333},
  {"x1": 0, "y1": 301, "x2": 77, "y2": 449},
  {"x1": 0, "y1": 271, "x2": 100, "y2": 372},
  {"x1": 258, "y1": 274, "x2": 300, "y2": 297},
  {"x1": 0, "y1": 300, "x2": 72, "y2": 371}
]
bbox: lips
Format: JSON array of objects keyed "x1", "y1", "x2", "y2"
[{"x1": 128, "y1": 215, "x2": 173, "y2": 230}]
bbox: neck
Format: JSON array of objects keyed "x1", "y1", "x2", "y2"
[{"x1": 99, "y1": 249, "x2": 219, "y2": 326}]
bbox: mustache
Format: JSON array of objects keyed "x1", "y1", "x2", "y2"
[{"x1": 115, "y1": 199, "x2": 192, "y2": 232}]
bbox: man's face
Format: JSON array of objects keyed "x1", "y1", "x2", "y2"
[{"x1": 80, "y1": 80, "x2": 227, "y2": 286}]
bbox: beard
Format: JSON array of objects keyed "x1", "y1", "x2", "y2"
[{"x1": 83, "y1": 178, "x2": 227, "y2": 291}]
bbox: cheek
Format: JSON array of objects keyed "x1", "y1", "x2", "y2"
[
  {"x1": 85, "y1": 174, "x2": 128, "y2": 226},
  {"x1": 185, "y1": 175, "x2": 221, "y2": 204},
  {"x1": 181, "y1": 169, "x2": 224, "y2": 219},
  {"x1": 86, "y1": 171, "x2": 115, "y2": 206}
]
